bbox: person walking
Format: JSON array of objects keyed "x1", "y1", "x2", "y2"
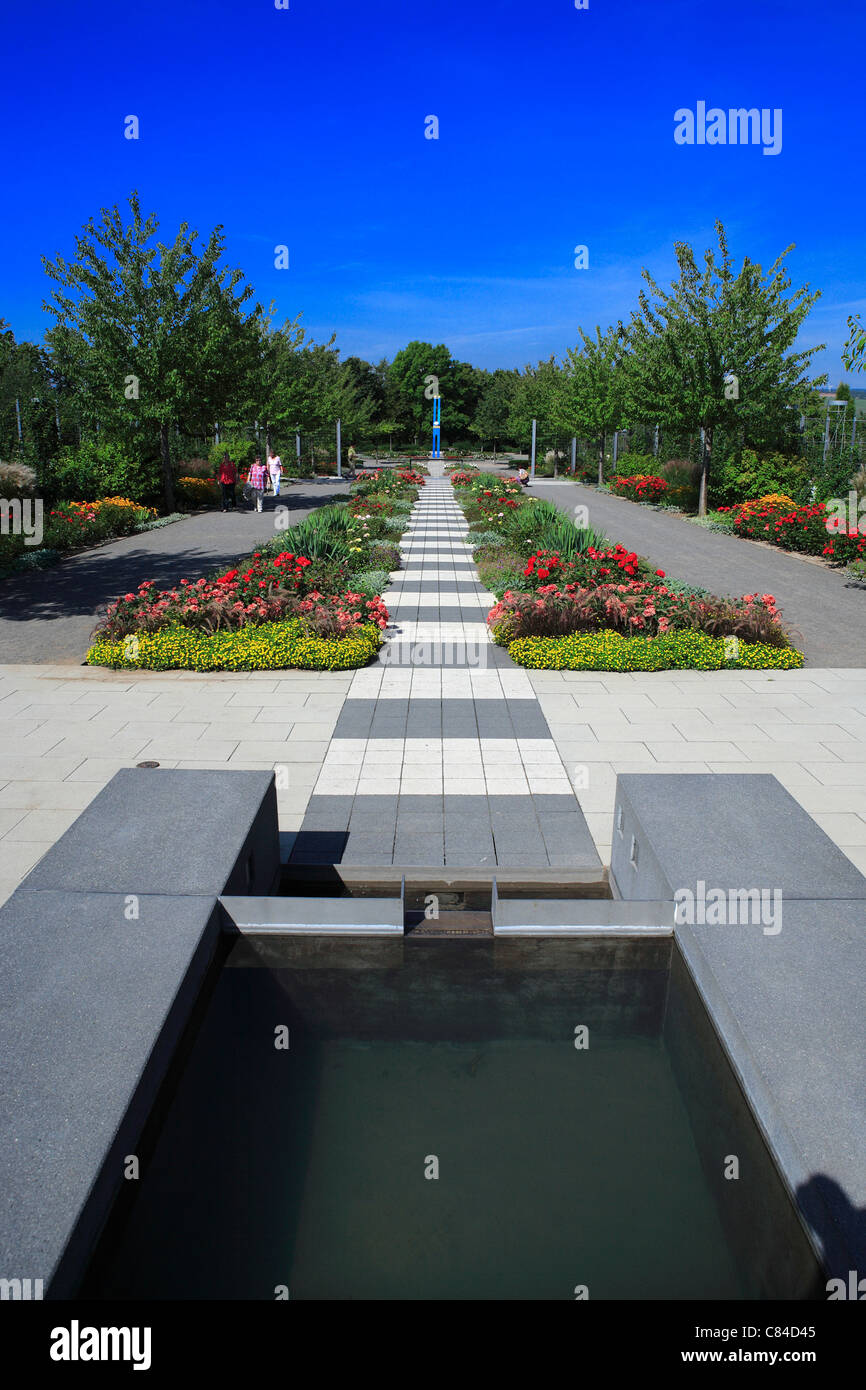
[
  {"x1": 218, "y1": 453, "x2": 237, "y2": 511},
  {"x1": 267, "y1": 448, "x2": 283, "y2": 498},
  {"x1": 246, "y1": 455, "x2": 267, "y2": 512}
]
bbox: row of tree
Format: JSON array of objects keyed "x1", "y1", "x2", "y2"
[{"x1": 1, "y1": 194, "x2": 856, "y2": 515}]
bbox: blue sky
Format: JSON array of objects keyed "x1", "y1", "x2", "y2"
[{"x1": 1, "y1": 0, "x2": 863, "y2": 383}]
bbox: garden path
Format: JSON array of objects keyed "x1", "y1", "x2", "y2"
[
  {"x1": 0, "y1": 482, "x2": 349, "y2": 664},
  {"x1": 477, "y1": 465, "x2": 866, "y2": 667},
  {"x1": 287, "y1": 463, "x2": 602, "y2": 872}
]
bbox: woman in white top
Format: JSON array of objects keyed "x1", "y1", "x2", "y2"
[{"x1": 267, "y1": 449, "x2": 283, "y2": 497}]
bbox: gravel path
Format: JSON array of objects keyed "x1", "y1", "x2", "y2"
[
  {"x1": 0, "y1": 483, "x2": 349, "y2": 664},
  {"x1": 478, "y1": 465, "x2": 866, "y2": 667}
]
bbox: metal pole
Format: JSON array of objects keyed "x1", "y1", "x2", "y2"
[
  {"x1": 612, "y1": 430, "x2": 619, "y2": 469},
  {"x1": 570, "y1": 437, "x2": 576, "y2": 475},
  {"x1": 15, "y1": 398, "x2": 22, "y2": 444},
  {"x1": 530, "y1": 418, "x2": 537, "y2": 480},
  {"x1": 336, "y1": 419, "x2": 342, "y2": 479},
  {"x1": 295, "y1": 432, "x2": 301, "y2": 465},
  {"x1": 823, "y1": 409, "x2": 830, "y2": 464},
  {"x1": 653, "y1": 423, "x2": 659, "y2": 458}
]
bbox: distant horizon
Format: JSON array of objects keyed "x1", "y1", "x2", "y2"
[{"x1": 1, "y1": 0, "x2": 863, "y2": 383}]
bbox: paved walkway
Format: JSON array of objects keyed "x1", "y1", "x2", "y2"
[
  {"x1": 0, "y1": 482, "x2": 348, "y2": 663},
  {"x1": 478, "y1": 464, "x2": 866, "y2": 667},
  {"x1": 288, "y1": 465, "x2": 600, "y2": 870},
  {"x1": 0, "y1": 466, "x2": 864, "y2": 907}
]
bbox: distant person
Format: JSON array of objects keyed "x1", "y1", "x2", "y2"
[
  {"x1": 518, "y1": 467, "x2": 529, "y2": 486},
  {"x1": 267, "y1": 448, "x2": 283, "y2": 497},
  {"x1": 246, "y1": 455, "x2": 267, "y2": 512},
  {"x1": 218, "y1": 453, "x2": 237, "y2": 511}
]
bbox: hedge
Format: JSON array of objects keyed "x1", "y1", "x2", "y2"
[
  {"x1": 86, "y1": 619, "x2": 383, "y2": 672},
  {"x1": 506, "y1": 629, "x2": 805, "y2": 671}
]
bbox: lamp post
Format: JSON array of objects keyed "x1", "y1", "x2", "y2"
[{"x1": 431, "y1": 394, "x2": 441, "y2": 459}]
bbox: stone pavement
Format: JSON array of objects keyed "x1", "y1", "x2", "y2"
[
  {"x1": 476, "y1": 462, "x2": 866, "y2": 668},
  {"x1": 288, "y1": 467, "x2": 599, "y2": 869},
  {"x1": 0, "y1": 480, "x2": 349, "y2": 663},
  {"x1": 0, "y1": 465, "x2": 864, "y2": 904}
]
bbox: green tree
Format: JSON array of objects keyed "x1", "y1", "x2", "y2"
[
  {"x1": 559, "y1": 328, "x2": 626, "y2": 485},
  {"x1": 842, "y1": 315, "x2": 865, "y2": 374},
  {"x1": 624, "y1": 220, "x2": 825, "y2": 514},
  {"x1": 471, "y1": 369, "x2": 518, "y2": 455},
  {"x1": 388, "y1": 341, "x2": 454, "y2": 443},
  {"x1": 42, "y1": 191, "x2": 259, "y2": 510}
]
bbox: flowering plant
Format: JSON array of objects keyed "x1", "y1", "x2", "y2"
[{"x1": 610, "y1": 474, "x2": 668, "y2": 502}]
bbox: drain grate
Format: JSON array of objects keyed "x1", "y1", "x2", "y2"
[{"x1": 406, "y1": 911, "x2": 493, "y2": 937}]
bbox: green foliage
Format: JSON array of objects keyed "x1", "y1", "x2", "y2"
[
  {"x1": 86, "y1": 619, "x2": 383, "y2": 671},
  {"x1": 624, "y1": 220, "x2": 826, "y2": 513},
  {"x1": 47, "y1": 440, "x2": 157, "y2": 503},
  {"x1": 506, "y1": 630, "x2": 804, "y2": 671},
  {"x1": 209, "y1": 437, "x2": 254, "y2": 471},
  {"x1": 710, "y1": 449, "x2": 812, "y2": 508},
  {"x1": 42, "y1": 191, "x2": 260, "y2": 511},
  {"x1": 613, "y1": 451, "x2": 656, "y2": 478}
]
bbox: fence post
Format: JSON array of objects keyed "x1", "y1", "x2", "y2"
[
  {"x1": 612, "y1": 430, "x2": 619, "y2": 469},
  {"x1": 336, "y1": 419, "x2": 342, "y2": 479},
  {"x1": 15, "y1": 398, "x2": 22, "y2": 443},
  {"x1": 653, "y1": 423, "x2": 659, "y2": 458},
  {"x1": 570, "y1": 437, "x2": 576, "y2": 475},
  {"x1": 530, "y1": 419, "x2": 536, "y2": 481}
]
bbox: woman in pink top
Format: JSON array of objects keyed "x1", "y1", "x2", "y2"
[{"x1": 246, "y1": 456, "x2": 267, "y2": 512}]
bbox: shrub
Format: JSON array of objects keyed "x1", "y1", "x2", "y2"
[
  {"x1": 48, "y1": 441, "x2": 157, "y2": 504},
  {"x1": 711, "y1": 449, "x2": 812, "y2": 509},
  {"x1": 350, "y1": 568, "x2": 390, "y2": 596},
  {"x1": 612, "y1": 452, "x2": 657, "y2": 479},
  {"x1": 175, "y1": 476, "x2": 220, "y2": 507},
  {"x1": 506, "y1": 630, "x2": 804, "y2": 672},
  {"x1": 86, "y1": 619, "x2": 383, "y2": 672},
  {"x1": 0, "y1": 460, "x2": 38, "y2": 496},
  {"x1": 177, "y1": 457, "x2": 216, "y2": 480},
  {"x1": 488, "y1": 581, "x2": 791, "y2": 647},
  {"x1": 610, "y1": 474, "x2": 668, "y2": 503},
  {"x1": 659, "y1": 458, "x2": 700, "y2": 510},
  {"x1": 724, "y1": 496, "x2": 866, "y2": 566},
  {"x1": 208, "y1": 438, "x2": 255, "y2": 472}
]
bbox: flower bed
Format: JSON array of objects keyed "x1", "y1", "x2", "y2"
[
  {"x1": 175, "y1": 476, "x2": 220, "y2": 506},
  {"x1": 506, "y1": 631, "x2": 804, "y2": 671},
  {"x1": 718, "y1": 496, "x2": 866, "y2": 565},
  {"x1": 0, "y1": 496, "x2": 158, "y2": 577},
  {"x1": 488, "y1": 582, "x2": 788, "y2": 646},
  {"x1": 448, "y1": 468, "x2": 803, "y2": 667},
  {"x1": 86, "y1": 619, "x2": 383, "y2": 672},
  {"x1": 610, "y1": 474, "x2": 668, "y2": 502}
]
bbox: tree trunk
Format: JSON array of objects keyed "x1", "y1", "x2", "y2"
[
  {"x1": 698, "y1": 425, "x2": 712, "y2": 517},
  {"x1": 597, "y1": 433, "x2": 605, "y2": 487},
  {"x1": 160, "y1": 421, "x2": 175, "y2": 513}
]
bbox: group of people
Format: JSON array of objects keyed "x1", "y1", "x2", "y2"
[{"x1": 217, "y1": 449, "x2": 283, "y2": 513}]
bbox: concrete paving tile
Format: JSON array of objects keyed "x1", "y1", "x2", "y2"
[{"x1": 3, "y1": 808, "x2": 84, "y2": 842}]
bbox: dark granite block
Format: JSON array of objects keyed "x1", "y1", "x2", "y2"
[
  {"x1": 612, "y1": 773, "x2": 866, "y2": 902},
  {"x1": 0, "y1": 889, "x2": 224, "y2": 1296},
  {"x1": 20, "y1": 768, "x2": 279, "y2": 898}
]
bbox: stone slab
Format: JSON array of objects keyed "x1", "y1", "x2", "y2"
[
  {"x1": 21, "y1": 768, "x2": 280, "y2": 898},
  {"x1": 0, "y1": 889, "x2": 224, "y2": 1296}
]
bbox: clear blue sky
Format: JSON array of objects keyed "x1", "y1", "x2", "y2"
[{"x1": 1, "y1": 0, "x2": 863, "y2": 383}]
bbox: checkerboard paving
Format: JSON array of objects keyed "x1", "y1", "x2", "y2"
[{"x1": 288, "y1": 463, "x2": 601, "y2": 869}]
